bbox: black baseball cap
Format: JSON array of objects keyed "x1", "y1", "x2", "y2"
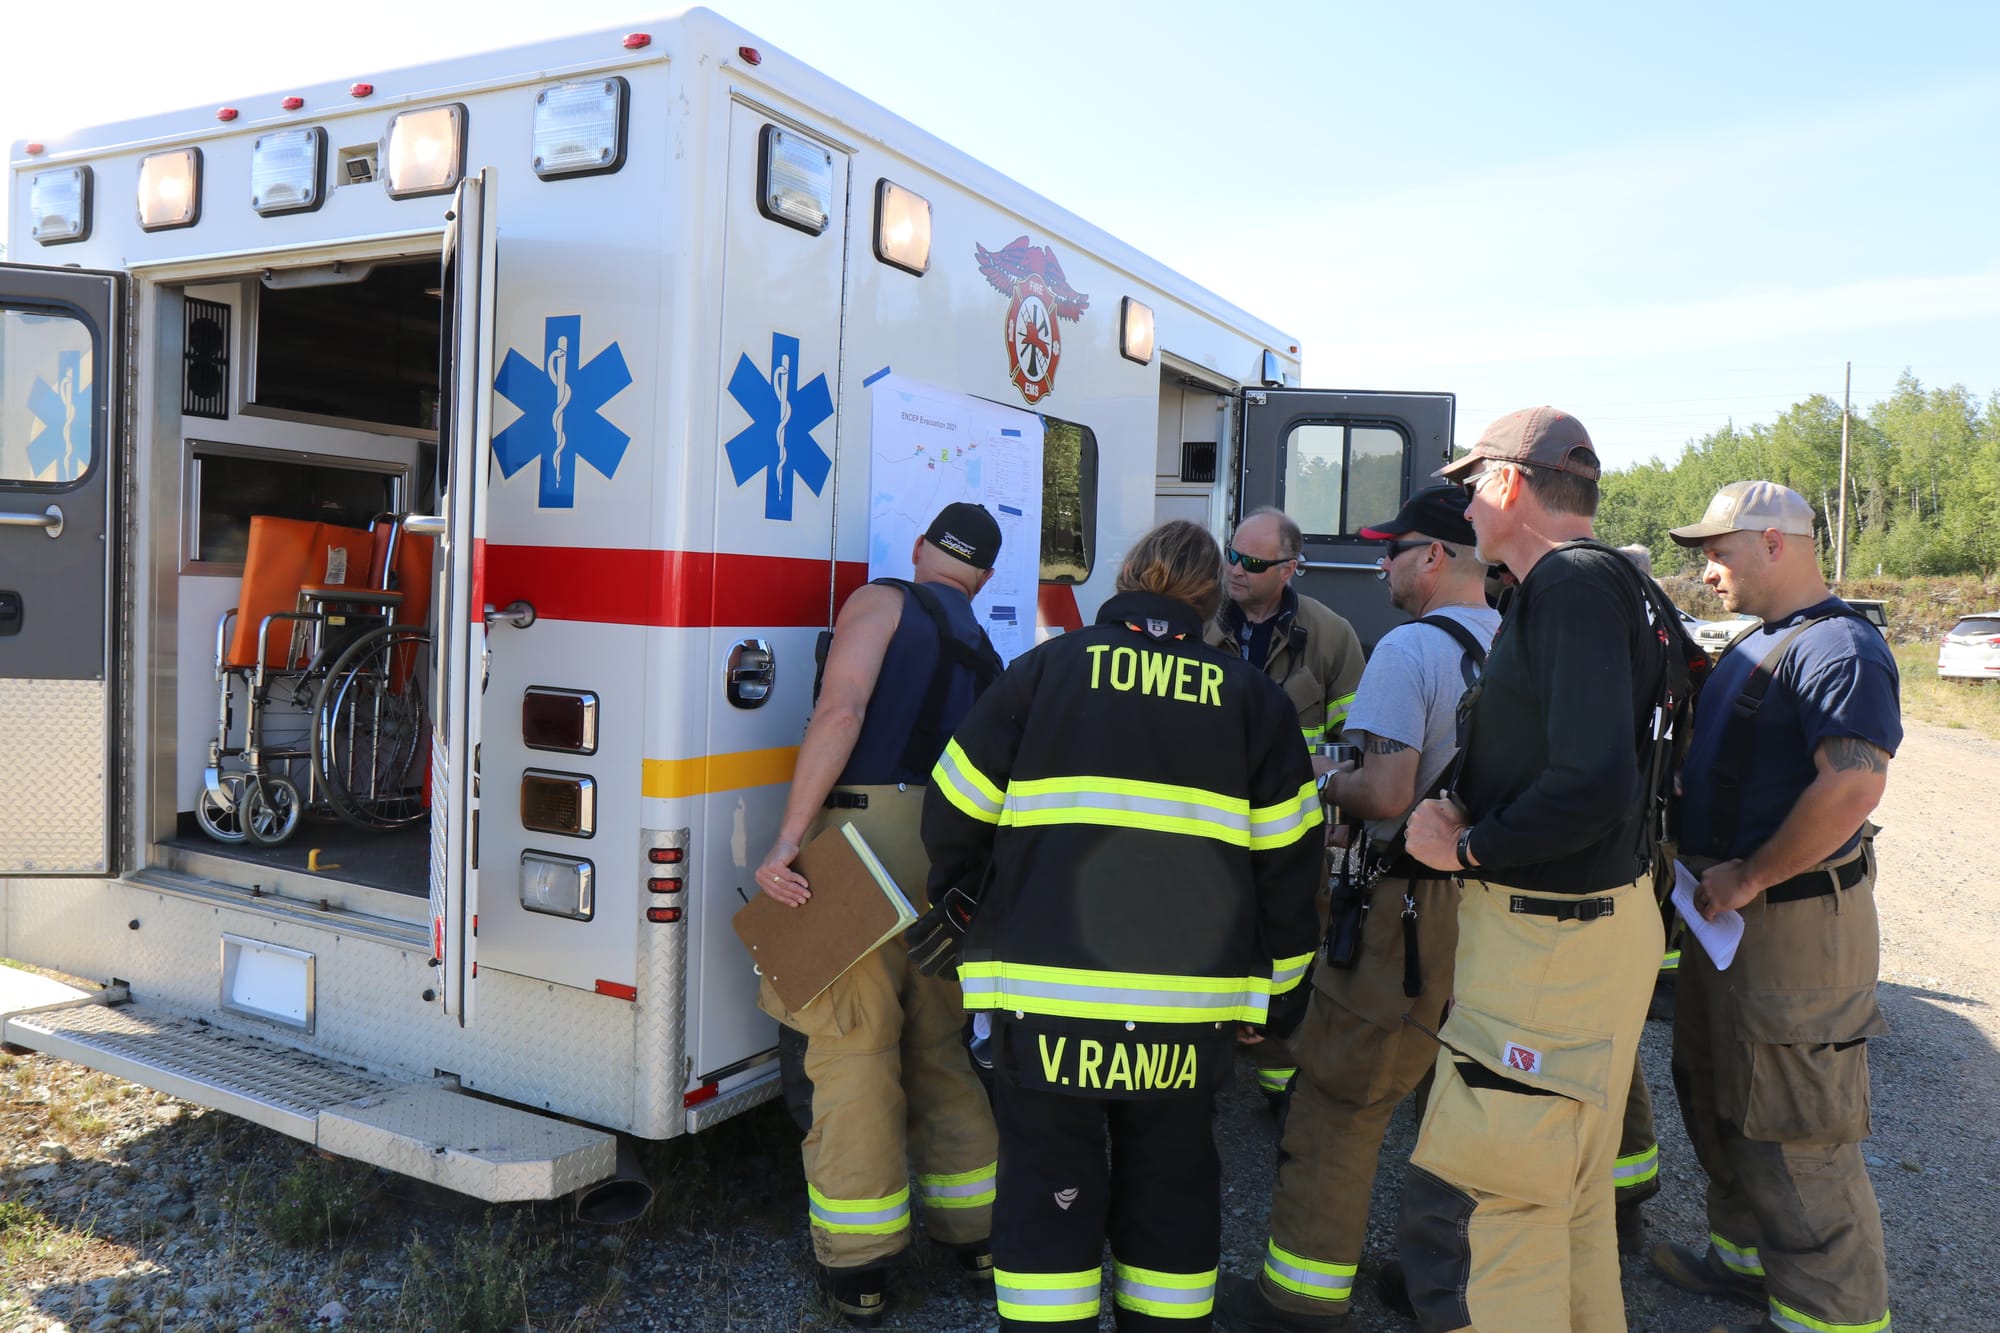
[
  {"x1": 924, "y1": 502, "x2": 1002, "y2": 570},
  {"x1": 1358, "y1": 485, "x2": 1477, "y2": 547}
]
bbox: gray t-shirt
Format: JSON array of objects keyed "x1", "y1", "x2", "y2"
[{"x1": 1341, "y1": 603, "x2": 1502, "y2": 844}]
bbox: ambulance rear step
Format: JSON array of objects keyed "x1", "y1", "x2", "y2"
[{"x1": 2, "y1": 987, "x2": 615, "y2": 1202}]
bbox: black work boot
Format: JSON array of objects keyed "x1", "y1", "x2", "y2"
[
  {"x1": 1215, "y1": 1272, "x2": 1347, "y2": 1329},
  {"x1": 1616, "y1": 1197, "x2": 1648, "y2": 1255},
  {"x1": 1647, "y1": 1239, "x2": 1764, "y2": 1308},
  {"x1": 816, "y1": 1263, "x2": 890, "y2": 1329},
  {"x1": 944, "y1": 1237, "x2": 993, "y2": 1282}
]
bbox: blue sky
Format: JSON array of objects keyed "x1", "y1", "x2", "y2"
[{"x1": 6, "y1": 1, "x2": 1995, "y2": 470}]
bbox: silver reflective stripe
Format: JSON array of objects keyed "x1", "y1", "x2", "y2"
[
  {"x1": 918, "y1": 1168, "x2": 995, "y2": 1203},
  {"x1": 997, "y1": 1277, "x2": 1101, "y2": 1308},
  {"x1": 1249, "y1": 796, "x2": 1315, "y2": 841},
  {"x1": 1270, "y1": 956, "x2": 1310, "y2": 990},
  {"x1": 1264, "y1": 1248, "x2": 1354, "y2": 1295},
  {"x1": 1114, "y1": 1274, "x2": 1217, "y2": 1308},
  {"x1": 957, "y1": 971, "x2": 1265, "y2": 1019},
  {"x1": 1002, "y1": 787, "x2": 1251, "y2": 839},
  {"x1": 934, "y1": 743, "x2": 1003, "y2": 820},
  {"x1": 808, "y1": 1194, "x2": 910, "y2": 1230}
]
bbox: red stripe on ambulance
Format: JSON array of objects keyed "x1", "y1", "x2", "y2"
[{"x1": 482, "y1": 545, "x2": 869, "y2": 627}]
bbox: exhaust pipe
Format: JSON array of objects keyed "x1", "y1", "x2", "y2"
[{"x1": 574, "y1": 1138, "x2": 653, "y2": 1226}]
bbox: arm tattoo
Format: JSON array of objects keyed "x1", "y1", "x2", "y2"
[
  {"x1": 1366, "y1": 738, "x2": 1411, "y2": 756},
  {"x1": 1823, "y1": 737, "x2": 1889, "y2": 774}
]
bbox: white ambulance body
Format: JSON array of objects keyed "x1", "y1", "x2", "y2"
[{"x1": 0, "y1": 9, "x2": 1452, "y2": 1200}]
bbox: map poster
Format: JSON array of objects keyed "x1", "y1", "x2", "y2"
[{"x1": 867, "y1": 374, "x2": 1043, "y2": 664}]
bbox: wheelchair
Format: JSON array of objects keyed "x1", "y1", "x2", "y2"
[{"x1": 196, "y1": 513, "x2": 434, "y2": 847}]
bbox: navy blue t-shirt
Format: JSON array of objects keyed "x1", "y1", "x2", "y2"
[{"x1": 1678, "y1": 598, "x2": 1902, "y2": 861}]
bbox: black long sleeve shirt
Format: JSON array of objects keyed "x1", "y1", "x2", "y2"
[{"x1": 1456, "y1": 545, "x2": 1665, "y2": 893}]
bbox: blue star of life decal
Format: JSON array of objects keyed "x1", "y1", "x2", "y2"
[
  {"x1": 725, "y1": 332, "x2": 832, "y2": 521},
  {"x1": 493, "y1": 315, "x2": 632, "y2": 508},
  {"x1": 28, "y1": 349, "x2": 92, "y2": 483}
]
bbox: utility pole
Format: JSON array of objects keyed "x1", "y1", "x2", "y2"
[{"x1": 1835, "y1": 361, "x2": 1851, "y2": 585}]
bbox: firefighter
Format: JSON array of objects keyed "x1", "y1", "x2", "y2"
[
  {"x1": 1220, "y1": 485, "x2": 1498, "y2": 1331},
  {"x1": 1649, "y1": 481, "x2": 1899, "y2": 1333},
  {"x1": 1207, "y1": 506, "x2": 1366, "y2": 1103},
  {"x1": 917, "y1": 519, "x2": 1322, "y2": 1331},
  {"x1": 751, "y1": 502, "x2": 1007, "y2": 1328},
  {"x1": 1398, "y1": 407, "x2": 1670, "y2": 1333}
]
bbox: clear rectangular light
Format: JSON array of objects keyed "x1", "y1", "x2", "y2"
[
  {"x1": 30, "y1": 166, "x2": 91, "y2": 244},
  {"x1": 252, "y1": 127, "x2": 327, "y2": 215},
  {"x1": 1121, "y1": 296, "x2": 1156, "y2": 365},
  {"x1": 874, "y1": 178, "x2": 931, "y2": 275},
  {"x1": 533, "y1": 78, "x2": 628, "y2": 180},
  {"x1": 137, "y1": 148, "x2": 201, "y2": 231},
  {"x1": 758, "y1": 125, "x2": 833, "y2": 235},
  {"x1": 520, "y1": 852, "x2": 595, "y2": 921},
  {"x1": 385, "y1": 104, "x2": 466, "y2": 199}
]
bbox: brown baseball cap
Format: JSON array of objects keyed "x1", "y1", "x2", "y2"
[
  {"x1": 1435, "y1": 406, "x2": 1601, "y2": 482},
  {"x1": 1668, "y1": 480, "x2": 1816, "y2": 547}
]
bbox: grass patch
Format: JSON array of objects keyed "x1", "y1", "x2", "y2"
[
  {"x1": 1895, "y1": 643, "x2": 2000, "y2": 741},
  {"x1": 263, "y1": 1153, "x2": 381, "y2": 1249},
  {"x1": 396, "y1": 1213, "x2": 553, "y2": 1333}
]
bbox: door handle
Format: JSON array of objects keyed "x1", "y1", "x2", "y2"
[
  {"x1": 0, "y1": 504, "x2": 63, "y2": 538},
  {"x1": 483, "y1": 600, "x2": 536, "y2": 629},
  {"x1": 726, "y1": 638, "x2": 775, "y2": 708},
  {"x1": 403, "y1": 514, "x2": 446, "y2": 537}
]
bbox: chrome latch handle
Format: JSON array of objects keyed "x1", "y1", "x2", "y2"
[
  {"x1": 0, "y1": 505, "x2": 63, "y2": 538},
  {"x1": 483, "y1": 600, "x2": 536, "y2": 629},
  {"x1": 726, "y1": 638, "x2": 775, "y2": 708}
]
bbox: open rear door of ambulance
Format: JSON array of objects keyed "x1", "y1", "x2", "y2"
[
  {"x1": 419, "y1": 170, "x2": 499, "y2": 1021},
  {"x1": 0, "y1": 265, "x2": 126, "y2": 876},
  {"x1": 1238, "y1": 388, "x2": 1455, "y2": 651}
]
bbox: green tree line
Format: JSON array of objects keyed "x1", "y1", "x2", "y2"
[{"x1": 1596, "y1": 372, "x2": 2000, "y2": 580}]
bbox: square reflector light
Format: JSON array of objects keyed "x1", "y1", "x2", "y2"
[
  {"x1": 252, "y1": 126, "x2": 327, "y2": 215},
  {"x1": 758, "y1": 125, "x2": 833, "y2": 235},
  {"x1": 137, "y1": 148, "x2": 201, "y2": 232},
  {"x1": 532, "y1": 77, "x2": 628, "y2": 180},
  {"x1": 385, "y1": 103, "x2": 466, "y2": 199},
  {"x1": 30, "y1": 166, "x2": 91, "y2": 245},
  {"x1": 873, "y1": 178, "x2": 931, "y2": 276},
  {"x1": 520, "y1": 852, "x2": 595, "y2": 921},
  {"x1": 521, "y1": 769, "x2": 596, "y2": 837},
  {"x1": 522, "y1": 687, "x2": 599, "y2": 753},
  {"x1": 1120, "y1": 296, "x2": 1156, "y2": 366}
]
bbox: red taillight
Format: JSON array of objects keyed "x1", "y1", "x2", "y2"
[
  {"x1": 217, "y1": 108, "x2": 239, "y2": 122},
  {"x1": 623, "y1": 32, "x2": 651, "y2": 49},
  {"x1": 595, "y1": 980, "x2": 637, "y2": 1001},
  {"x1": 350, "y1": 83, "x2": 374, "y2": 98},
  {"x1": 25, "y1": 142, "x2": 44, "y2": 155},
  {"x1": 738, "y1": 45, "x2": 762, "y2": 65},
  {"x1": 683, "y1": 1082, "x2": 719, "y2": 1107},
  {"x1": 647, "y1": 877, "x2": 682, "y2": 894},
  {"x1": 281, "y1": 96, "x2": 304, "y2": 111},
  {"x1": 648, "y1": 846, "x2": 683, "y2": 864},
  {"x1": 646, "y1": 906, "x2": 681, "y2": 924}
]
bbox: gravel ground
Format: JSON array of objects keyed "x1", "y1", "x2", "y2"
[{"x1": 4, "y1": 718, "x2": 1995, "y2": 1332}]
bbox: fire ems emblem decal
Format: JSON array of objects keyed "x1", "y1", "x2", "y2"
[
  {"x1": 26, "y1": 350, "x2": 92, "y2": 483},
  {"x1": 493, "y1": 315, "x2": 633, "y2": 508},
  {"x1": 1503, "y1": 1042, "x2": 1542, "y2": 1074},
  {"x1": 976, "y1": 236, "x2": 1090, "y2": 405},
  {"x1": 725, "y1": 332, "x2": 833, "y2": 522}
]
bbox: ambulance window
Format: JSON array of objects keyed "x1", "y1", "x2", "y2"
[
  {"x1": 1280, "y1": 422, "x2": 1406, "y2": 537},
  {"x1": 249, "y1": 261, "x2": 442, "y2": 432},
  {"x1": 0, "y1": 307, "x2": 96, "y2": 485},
  {"x1": 184, "y1": 442, "x2": 403, "y2": 567},
  {"x1": 1040, "y1": 416, "x2": 1097, "y2": 583}
]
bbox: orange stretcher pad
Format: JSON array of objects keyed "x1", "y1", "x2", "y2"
[{"x1": 225, "y1": 516, "x2": 434, "y2": 670}]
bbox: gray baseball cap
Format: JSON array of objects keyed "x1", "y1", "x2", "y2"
[{"x1": 1668, "y1": 480, "x2": 1816, "y2": 547}]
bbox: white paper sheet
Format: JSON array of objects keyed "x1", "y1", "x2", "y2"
[{"x1": 1671, "y1": 859, "x2": 1744, "y2": 971}]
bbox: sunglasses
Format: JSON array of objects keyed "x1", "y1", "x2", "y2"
[
  {"x1": 1380, "y1": 539, "x2": 1443, "y2": 561},
  {"x1": 1226, "y1": 546, "x2": 1292, "y2": 574}
]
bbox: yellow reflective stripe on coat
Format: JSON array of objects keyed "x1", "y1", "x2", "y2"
[
  {"x1": 916, "y1": 1161, "x2": 996, "y2": 1209},
  {"x1": 1112, "y1": 1261, "x2": 1216, "y2": 1318},
  {"x1": 807, "y1": 1183, "x2": 911, "y2": 1235},
  {"x1": 958, "y1": 959, "x2": 1274, "y2": 1024},
  {"x1": 1270, "y1": 949, "x2": 1314, "y2": 995},
  {"x1": 995, "y1": 1268, "x2": 1102, "y2": 1322},
  {"x1": 1301, "y1": 719, "x2": 1327, "y2": 743},
  {"x1": 1660, "y1": 948, "x2": 1682, "y2": 971},
  {"x1": 1256, "y1": 1067, "x2": 1296, "y2": 1093},
  {"x1": 1262, "y1": 1238, "x2": 1357, "y2": 1301},
  {"x1": 1613, "y1": 1142, "x2": 1659, "y2": 1189},
  {"x1": 1767, "y1": 1299, "x2": 1891, "y2": 1333},
  {"x1": 1710, "y1": 1231, "x2": 1764, "y2": 1276},
  {"x1": 1325, "y1": 691, "x2": 1356, "y2": 733},
  {"x1": 995, "y1": 775, "x2": 1320, "y2": 851},
  {"x1": 932, "y1": 739, "x2": 1004, "y2": 824}
]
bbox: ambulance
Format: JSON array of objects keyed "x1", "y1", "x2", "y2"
[{"x1": 0, "y1": 8, "x2": 1453, "y2": 1205}]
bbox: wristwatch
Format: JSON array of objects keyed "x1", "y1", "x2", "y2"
[
  {"x1": 1314, "y1": 770, "x2": 1334, "y2": 799},
  {"x1": 1455, "y1": 825, "x2": 1476, "y2": 870}
]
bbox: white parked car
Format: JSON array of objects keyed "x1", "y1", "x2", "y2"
[
  {"x1": 1939, "y1": 612, "x2": 2000, "y2": 681},
  {"x1": 1696, "y1": 613, "x2": 1761, "y2": 658}
]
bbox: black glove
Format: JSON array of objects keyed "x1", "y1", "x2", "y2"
[
  {"x1": 1258, "y1": 961, "x2": 1315, "y2": 1041},
  {"x1": 905, "y1": 886, "x2": 981, "y2": 978}
]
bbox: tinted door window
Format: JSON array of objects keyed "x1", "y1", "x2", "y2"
[{"x1": 0, "y1": 308, "x2": 95, "y2": 484}]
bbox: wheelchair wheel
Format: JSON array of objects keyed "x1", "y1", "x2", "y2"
[
  {"x1": 313, "y1": 625, "x2": 431, "y2": 831},
  {"x1": 241, "y1": 774, "x2": 302, "y2": 846},
  {"x1": 195, "y1": 773, "x2": 249, "y2": 844}
]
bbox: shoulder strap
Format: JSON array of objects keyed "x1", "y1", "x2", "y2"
[
  {"x1": 1365, "y1": 616, "x2": 1490, "y2": 870},
  {"x1": 890, "y1": 578, "x2": 1005, "y2": 778},
  {"x1": 1703, "y1": 609, "x2": 1852, "y2": 856},
  {"x1": 1416, "y1": 612, "x2": 1487, "y2": 689}
]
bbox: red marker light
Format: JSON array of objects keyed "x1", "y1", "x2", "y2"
[
  {"x1": 647, "y1": 877, "x2": 683, "y2": 895},
  {"x1": 595, "y1": 980, "x2": 638, "y2": 1001},
  {"x1": 683, "y1": 1082, "x2": 719, "y2": 1108},
  {"x1": 24, "y1": 142, "x2": 43, "y2": 155},
  {"x1": 646, "y1": 906, "x2": 682, "y2": 924},
  {"x1": 738, "y1": 46, "x2": 762, "y2": 65},
  {"x1": 622, "y1": 32, "x2": 651, "y2": 49},
  {"x1": 217, "y1": 108, "x2": 239, "y2": 122},
  {"x1": 350, "y1": 83, "x2": 374, "y2": 98},
  {"x1": 281, "y1": 96, "x2": 304, "y2": 111},
  {"x1": 647, "y1": 847, "x2": 684, "y2": 864}
]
